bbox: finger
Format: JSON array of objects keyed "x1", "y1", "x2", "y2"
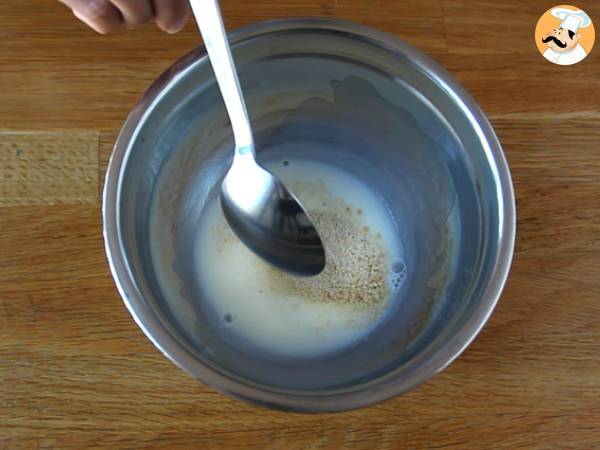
[
  {"x1": 153, "y1": 0, "x2": 190, "y2": 33},
  {"x1": 110, "y1": 0, "x2": 154, "y2": 28},
  {"x1": 59, "y1": 0, "x2": 123, "y2": 34}
]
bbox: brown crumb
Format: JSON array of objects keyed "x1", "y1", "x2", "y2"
[{"x1": 268, "y1": 188, "x2": 390, "y2": 308}]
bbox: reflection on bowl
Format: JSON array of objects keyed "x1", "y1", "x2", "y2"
[{"x1": 103, "y1": 19, "x2": 515, "y2": 412}]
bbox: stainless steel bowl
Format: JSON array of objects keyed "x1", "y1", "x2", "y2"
[{"x1": 103, "y1": 18, "x2": 515, "y2": 412}]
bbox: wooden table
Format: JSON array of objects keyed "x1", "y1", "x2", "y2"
[{"x1": 2, "y1": 1, "x2": 599, "y2": 448}]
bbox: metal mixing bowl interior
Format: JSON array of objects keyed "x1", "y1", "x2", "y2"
[{"x1": 103, "y1": 18, "x2": 515, "y2": 412}]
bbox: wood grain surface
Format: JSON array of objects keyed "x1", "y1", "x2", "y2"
[{"x1": 1, "y1": 0, "x2": 600, "y2": 448}]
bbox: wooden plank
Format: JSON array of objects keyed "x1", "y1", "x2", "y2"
[
  {"x1": 13, "y1": 49, "x2": 600, "y2": 133},
  {"x1": 0, "y1": 1, "x2": 446, "y2": 131},
  {"x1": 434, "y1": 52, "x2": 600, "y2": 116},
  {"x1": 0, "y1": 132, "x2": 99, "y2": 206},
  {"x1": 443, "y1": 0, "x2": 600, "y2": 55},
  {"x1": 514, "y1": 179, "x2": 600, "y2": 257},
  {"x1": 493, "y1": 117, "x2": 600, "y2": 181},
  {"x1": 98, "y1": 132, "x2": 118, "y2": 196}
]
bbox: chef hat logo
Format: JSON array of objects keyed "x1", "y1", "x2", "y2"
[
  {"x1": 535, "y1": 5, "x2": 595, "y2": 66},
  {"x1": 551, "y1": 7, "x2": 592, "y2": 33}
]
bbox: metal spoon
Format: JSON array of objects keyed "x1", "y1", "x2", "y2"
[{"x1": 190, "y1": 0, "x2": 326, "y2": 276}]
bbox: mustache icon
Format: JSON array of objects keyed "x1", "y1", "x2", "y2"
[{"x1": 542, "y1": 35, "x2": 567, "y2": 48}]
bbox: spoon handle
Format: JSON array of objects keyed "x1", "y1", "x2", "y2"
[{"x1": 190, "y1": 0, "x2": 254, "y2": 154}]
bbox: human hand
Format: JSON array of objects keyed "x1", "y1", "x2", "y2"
[{"x1": 59, "y1": 0, "x2": 190, "y2": 34}]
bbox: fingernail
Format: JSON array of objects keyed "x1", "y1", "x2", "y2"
[
  {"x1": 166, "y1": 22, "x2": 185, "y2": 34},
  {"x1": 163, "y1": 15, "x2": 188, "y2": 34},
  {"x1": 73, "y1": 9, "x2": 108, "y2": 34}
]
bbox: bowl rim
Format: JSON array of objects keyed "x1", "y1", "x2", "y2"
[{"x1": 103, "y1": 17, "x2": 516, "y2": 412}]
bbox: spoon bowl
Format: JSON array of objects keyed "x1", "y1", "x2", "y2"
[{"x1": 220, "y1": 151, "x2": 325, "y2": 275}]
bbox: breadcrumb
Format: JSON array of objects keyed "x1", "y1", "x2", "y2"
[{"x1": 268, "y1": 189, "x2": 390, "y2": 307}]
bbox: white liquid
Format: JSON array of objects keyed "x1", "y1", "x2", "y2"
[{"x1": 194, "y1": 160, "x2": 404, "y2": 357}]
